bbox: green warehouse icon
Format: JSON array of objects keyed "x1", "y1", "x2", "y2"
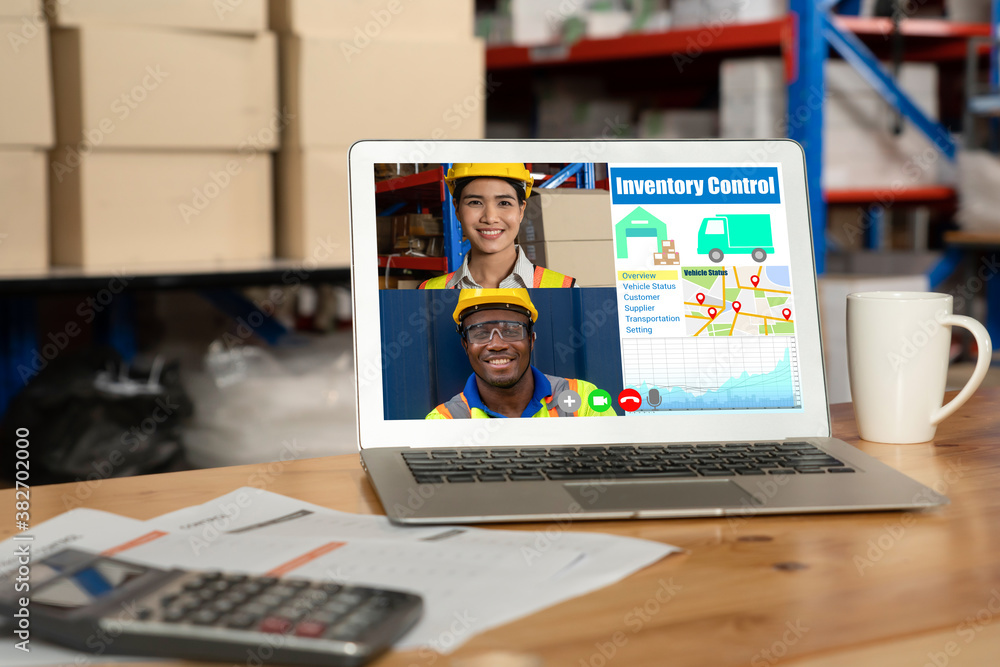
[{"x1": 615, "y1": 207, "x2": 669, "y2": 259}]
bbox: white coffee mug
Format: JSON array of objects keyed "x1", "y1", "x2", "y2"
[{"x1": 847, "y1": 291, "x2": 992, "y2": 444}]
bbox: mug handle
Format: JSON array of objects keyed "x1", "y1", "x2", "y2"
[{"x1": 930, "y1": 314, "x2": 993, "y2": 426}]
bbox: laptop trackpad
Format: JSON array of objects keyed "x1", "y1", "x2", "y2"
[{"x1": 563, "y1": 479, "x2": 752, "y2": 511}]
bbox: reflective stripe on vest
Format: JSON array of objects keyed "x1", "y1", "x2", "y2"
[
  {"x1": 532, "y1": 266, "x2": 575, "y2": 288},
  {"x1": 418, "y1": 272, "x2": 456, "y2": 289},
  {"x1": 438, "y1": 394, "x2": 472, "y2": 418}
]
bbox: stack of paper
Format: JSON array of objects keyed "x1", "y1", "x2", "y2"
[{"x1": 0, "y1": 488, "x2": 679, "y2": 664}]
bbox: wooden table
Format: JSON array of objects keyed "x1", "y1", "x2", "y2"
[{"x1": 3, "y1": 390, "x2": 1000, "y2": 667}]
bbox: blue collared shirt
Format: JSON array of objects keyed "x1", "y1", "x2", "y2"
[{"x1": 462, "y1": 366, "x2": 551, "y2": 418}]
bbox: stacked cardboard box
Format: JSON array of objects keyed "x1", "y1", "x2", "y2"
[
  {"x1": 45, "y1": 0, "x2": 267, "y2": 32},
  {"x1": 45, "y1": 0, "x2": 277, "y2": 267},
  {"x1": 721, "y1": 58, "x2": 943, "y2": 190},
  {"x1": 654, "y1": 240, "x2": 680, "y2": 266},
  {"x1": 672, "y1": 0, "x2": 786, "y2": 27},
  {"x1": 271, "y1": 0, "x2": 484, "y2": 267},
  {"x1": 0, "y1": 0, "x2": 53, "y2": 272},
  {"x1": 518, "y1": 189, "x2": 615, "y2": 287}
]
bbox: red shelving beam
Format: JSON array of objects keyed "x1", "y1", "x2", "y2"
[
  {"x1": 486, "y1": 16, "x2": 991, "y2": 70},
  {"x1": 378, "y1": 255, "x2": 448, "y2": 272},
  {"x1": 375, "y1": 167, "x2": 445, "y2": 197},
  {"x1": 834, "y1": 16, "x2": 992, "y2": 61},
  {"x1": 825, "y1": 186, "x2": 956, "y2": 206},
  {"x1": 834, "y1": 16, "x2": 991, "y2": 39},
  {"x1": 487, "y1": 19, "x2": 791, "y2": 69}
]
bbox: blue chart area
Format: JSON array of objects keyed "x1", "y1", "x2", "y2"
[{"x1": 621, "y1": 337, "x2": 802, "y2": 411}]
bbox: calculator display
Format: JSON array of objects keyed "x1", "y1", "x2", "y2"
[{"x1": 33, "y1": 558, "x2": 149, "y2": 610}]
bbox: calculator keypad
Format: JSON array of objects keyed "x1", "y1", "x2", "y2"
[{"x1": 135, "y1": 572, "x2": 409, "y2": 642}]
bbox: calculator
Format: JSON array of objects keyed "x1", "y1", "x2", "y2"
[{"x1": 0, "y1": 548, "x2": 422, "y2": 666}]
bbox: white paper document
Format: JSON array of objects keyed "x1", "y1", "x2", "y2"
[
  {"x1": 145, "y1": 488, "x2": 680, "y2": 652},
  {"x1": 0, "y1": 488, "x2": 679, "y2": 665}
]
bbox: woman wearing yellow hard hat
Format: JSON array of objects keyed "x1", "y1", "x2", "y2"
[{"x1": 418, "y1": 163, "x2": 576, "y2": 289}]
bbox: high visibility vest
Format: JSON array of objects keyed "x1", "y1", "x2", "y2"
[
  {"x1": 418, "y1": 265, "x2": 575, "y2": 289},
  {"x1": 426, "y1": 375, "x2": 608, "y2": 419}
]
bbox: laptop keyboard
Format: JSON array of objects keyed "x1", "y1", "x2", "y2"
[{"x1": 402, "y1": 442, "x2": 856, "y2": 484}]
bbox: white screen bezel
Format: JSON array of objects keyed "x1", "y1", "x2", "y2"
[{"x1": 349, "y1": 140, "x2": 831, "y2": 449}]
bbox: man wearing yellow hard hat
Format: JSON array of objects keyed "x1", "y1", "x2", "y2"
[
  {"x1": 418, "y1": 163, "x2": 577, "y2": 289},
  {"x1": 426, "y1": 289, "x2": 611, "y2": 419}
]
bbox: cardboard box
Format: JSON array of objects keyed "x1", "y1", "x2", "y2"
[
  {"x1": 661, "y1": 240, "x2": 675, "y2": 251},
  {"x1": 270, "y1": 0, "x2": 474, "y2": 39},
  {"x1": 0, "y1": 18, "x2": 54, "y2": 147},
  {"x1": 520, "y1": 189, "x2": 613, "y2": 244},
  {"x1": 544, "y1": 240, "x2": 616, "y2": 287},
  {"x1": 654, "y1": 249, "x2": 679, "y2": 266},
  {"x1": 50, "y1": 27, "x2": 278, "y2": 150},
  {"x1": 282, "y1": 36, "x2": 484, "y2": 148},
  {"x1": 654, "y1": 251, "x2": 679, "y2": 265},
  {"x1": 0, "y1": 0, "x2": 39, "y2": 18},
  {"x1": 50, "y1": 151, "x2": 272, "y2": 267},
  {"x1": 45, "y1": 0, "x2": 267, "y2": 33},
  {"x1": 276, "y1": 147, "x2": 351, "y2": 266},
  {"x1": 408, "y1": 213, "x2": 442, "y2": 236},
  {"x1": 0, "y1": 150, "x2": 47, "y2": 272}
]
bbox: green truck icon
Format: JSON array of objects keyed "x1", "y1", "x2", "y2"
[{"x1": 697, "y1": 214, "x2": 774, "y2": 263}]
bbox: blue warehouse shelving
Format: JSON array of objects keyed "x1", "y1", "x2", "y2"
[{"x1": 485, "y1": 3, "x2": 996, "y2": 276}]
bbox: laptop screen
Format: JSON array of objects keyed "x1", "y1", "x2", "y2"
[{"x1": 352, "y1": 141, "x2": 828, "y2": 447}]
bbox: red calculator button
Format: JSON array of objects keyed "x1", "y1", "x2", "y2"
[
  {"x1": 259, "y1": 617, "x2": 293, "y2": 634},
  {"x1": 294, "y1": 621, "x2": 327, "y2": 638}
]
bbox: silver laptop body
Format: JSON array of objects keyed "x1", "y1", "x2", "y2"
[{"x1": 349, "y1": 139, "x2": 948, "y2": 524}]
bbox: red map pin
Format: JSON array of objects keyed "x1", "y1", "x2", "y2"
[
  {"x1": 782, "y1": 308, "x2": 791, "y2": 320},
  {"x1": 707, "y1": 307, "x2": 718, "y2": 319},
  {"x1": 696, "y1": 293, "x2": 705, "y2": 305},
  {"x1": 733, "y1": 301, "x2": 742, "y2": 313},
  {"x1": 750, "y1": 275, "x2": 760, "y2": 288}
]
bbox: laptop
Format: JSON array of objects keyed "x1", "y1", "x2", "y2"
[{"x1": 349, "y1": 139, "x2": 948, "y2": 524}]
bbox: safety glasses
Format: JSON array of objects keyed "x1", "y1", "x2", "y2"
[{"x1": 462, "y1": 320, "x2": 530, "y2": 344}]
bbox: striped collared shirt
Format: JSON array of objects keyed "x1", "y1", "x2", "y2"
[{"x1": 445, "y1": 246, "x2": 537, "y2": 289}]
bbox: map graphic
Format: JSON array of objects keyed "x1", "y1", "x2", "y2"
[
  {"x1": 682, "y1": 266, "x2": 793, "y2": 336},
  {"x1": 621, "y1": 337, "x2": 802, "y2": 410}
]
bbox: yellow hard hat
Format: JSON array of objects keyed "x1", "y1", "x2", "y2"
[
  {"x1": 453, "y1": 288, "x2": 539, "y2": 325},
  {"x1": 445, "y1": 163, "x2": 534, "y2": 199}
]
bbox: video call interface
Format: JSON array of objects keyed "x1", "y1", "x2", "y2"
[{"x1": 375, "y1": 161, "x2": 803, "y2": 421}]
